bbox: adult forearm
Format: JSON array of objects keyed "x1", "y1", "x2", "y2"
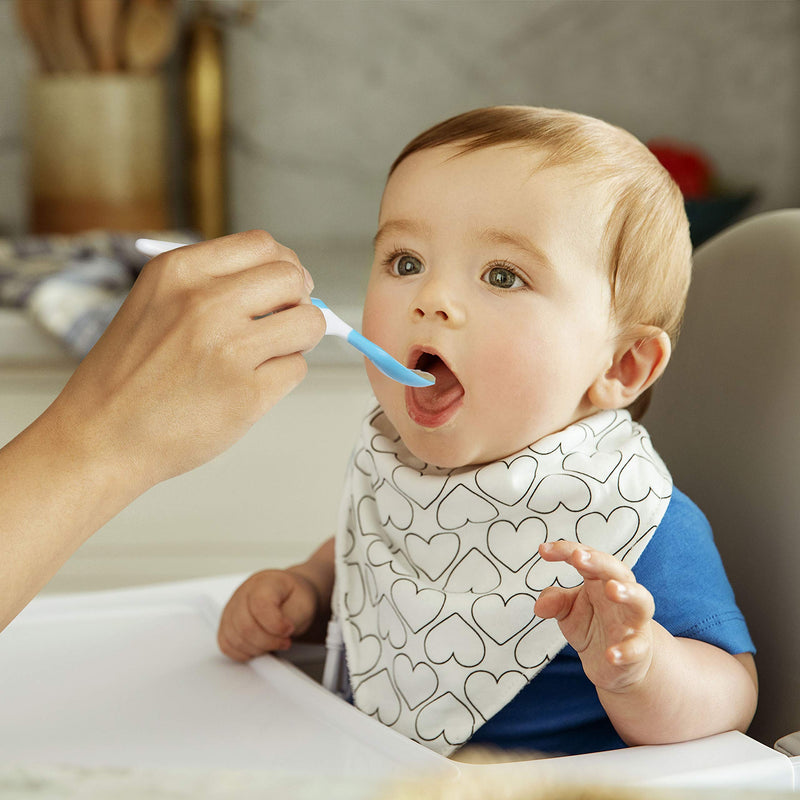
[
  {"x1": 0, "y1": 232, "x2": 324, "y2": 635},
  {"x1": 598, "y1": 623, "x2": 758, "y2": 745},
  {"x1": 0, "y1": 407, "x2": 140, "y2": 632}
]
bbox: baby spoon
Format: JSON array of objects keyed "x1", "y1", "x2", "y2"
[{"x1": 134, "y1": 238, "x2": 435, "y2": 388}]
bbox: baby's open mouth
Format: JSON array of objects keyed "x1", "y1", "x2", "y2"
[{"x1": 405, "y1": 350, "x2": 465, "y2": 428}]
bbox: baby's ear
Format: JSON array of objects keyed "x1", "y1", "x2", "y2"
[{"x1": 588, "y1": 326, "x2": 671, "y2": 410}]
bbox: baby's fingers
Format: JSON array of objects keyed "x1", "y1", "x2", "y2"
[
  {"x1": 539, "y1": 541, "x2": 634, "y2": 584},
  {"x1": 534, "y1": 585, "x2": 580, "y2": 622},
  {"x1": 218, "y1": 601, "x2": 293, "y2": 662},
  {"x1": 607, "y1": 629, "x2": 653, "y2": 669},
  {"x1": 605, "y1": 579, "x2": 655, "y2": 627},
  {"x1": 218, "y1": 579, "x2": 295, "y2": 661}
]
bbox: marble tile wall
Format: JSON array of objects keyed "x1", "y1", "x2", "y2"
[{"x1": 2, "y1": 1, "x2": 798, "y2": 303}]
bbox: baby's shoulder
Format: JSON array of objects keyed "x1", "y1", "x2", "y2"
[
  {"x1": 658, "y1": 487, "x2": 713, "y2": 541},
  {"x1": 635, "y1": 488, "x2": 716, "y2": 584}
]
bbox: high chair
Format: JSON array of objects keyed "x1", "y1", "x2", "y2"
[
  {"x1": 1, "y1": 212, "x2": 799, "y2": 795},
  {"x1": 646, "y1": 208, "x2": 800, "y2": 757}
]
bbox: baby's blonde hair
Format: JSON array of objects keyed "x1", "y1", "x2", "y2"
[{"x1": 388, "y1": 106, "x2": 692, "y2": 420}]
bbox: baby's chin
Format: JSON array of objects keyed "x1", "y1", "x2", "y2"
[{"x1": 394, "y1": 422, "x2": 514, "y2": 471}]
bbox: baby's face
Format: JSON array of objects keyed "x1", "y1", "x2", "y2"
[{"x1": 363, "y1": 144, "x2": 619, "y2": 469}]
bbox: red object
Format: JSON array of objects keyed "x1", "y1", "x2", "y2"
[{"x1": 647, "y1": 140, "x2": 713, "y2": 199}]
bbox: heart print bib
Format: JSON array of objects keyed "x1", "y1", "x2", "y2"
[{"x1": 333, "y1": 401, "x2": 672, "y2": 755}]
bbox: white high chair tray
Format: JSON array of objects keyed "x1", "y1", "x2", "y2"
[{"x1": 0, "y1": 576, "x2": 793, "y2": 793}]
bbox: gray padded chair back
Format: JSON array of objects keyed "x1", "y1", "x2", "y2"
[{"x1": 646, "y1": 209, "x2": 800, "y2": 746}]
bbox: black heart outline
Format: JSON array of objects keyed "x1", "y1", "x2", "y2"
[
  {"x1": 345, "y1": 619, "x2": 382, "y2": 675},
  {"x1": 526, "y1": 474, "x2": 592, "y2": 514},
  {"x1": 436, "y1": 485, "x2": 498, "y2": 530},
  {"x1": 528, "y1": 424, "x2": 588, "y2": 456},
  {"x1": 514, "y1": 617, "x2": 558, "y2": 670},
  {"x1": 596, "y1": 414, "x2": 636, "y2": 453},
  {"x1": 524, "y1": 553, "x2": 582, "y2": 592},
  {"x1": 354, "y1": 448, "x2": 381, "y2": 490},
  {"x1": 342, "y1": 517, "x2": 356, "y2": 559},
  {"x1": 362, "y1": 562, "x2": 381, "y2": 606},
  {"x1": 353, "y1": 668, "x2": 401, "y2": 725},
  {"x1": 356, "y1": 495, "x2": 384, "y2": 539},
  {"x1": 390, "y1": 577, "x2": 446, "y2": 633},
  {"x1": 375, "y1": 479, "x2": 415, "y2": 531},
  {"x1": 580, "y1": 409, "x2": 620, "y2": 439},
  {"x1": 366, "y1": 539, "x2": 419, "y2": 579},
  {"x1": 561, "y1": 449, "x2": 622, "y2": 484},
  {"x1": 575, "y1": 505, "x2": 640, "y2": 556},
  {"x1": 343, "y1": 561, "x2": 367, "y2": 617},
  {"x1": 486, "y1": 517, "x2": 546, "y2": 573},
  {"x1": 392, "y1": 464, "x2": 450, "y2": 509},
  {"x1": 392, "y1": 653, "x2": 439, "y2": 710},
  {"x1": 376, "y1": 595, "x2": 407, "y2": 648},
  {"x1": 444, "y1": 548, "x2": 501, "y2": 593},
  {"x1": 405, "y1": 531, "x2": 460, "y2": 581},
  {"x1": 475, "y1": 455, "x2": 538, "y2": 506},
  {"x1": 464, "y1": 669, "x2": 528, "y2": 720},
  {"x1": 414, "y1": 691, "x2": 476, "y2": 745},
  {"x1": 470, "y1": 592, "x2": 537, "y2": 645},
  {"x1": 424, "y1": 613, "x2": 486, "y2": 667},
  {"x1": 617, "y1": 454, "x2": 672, "y2": 503}
]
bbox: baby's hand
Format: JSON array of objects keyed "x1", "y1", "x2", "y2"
[
  {"x1": 533, "y1": 541, "x2": 655, "y2": 692},
  {"x1": 217, "y1": 569, "x2": 319, "y2": 662}
]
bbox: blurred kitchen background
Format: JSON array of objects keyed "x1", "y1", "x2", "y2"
[
  {"x1": 2, "y1": 0, "x2": 799, "y2": 300},
  {"x1": 1, "y1": 0, "x2": 799, "y2": 591}
]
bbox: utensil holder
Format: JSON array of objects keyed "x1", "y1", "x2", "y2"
[{"x1": 28, "y1": 74, "x2": 171, "y2": 233}]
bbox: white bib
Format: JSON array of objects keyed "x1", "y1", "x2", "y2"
[{"x1": 333, "y1": 402, "x2": 672, "y2": 755}]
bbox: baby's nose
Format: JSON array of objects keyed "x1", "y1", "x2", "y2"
[{"x1": 412, "y1": 279, "x2": 466, "y2": 326}]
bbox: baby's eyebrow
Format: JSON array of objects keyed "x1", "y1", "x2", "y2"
[
  {"x1": 479, "y1": 227, "x2": 556, "y2": 271},
  {"x1": 373, "y1": 219, "x2": 433, "y2": 247}
]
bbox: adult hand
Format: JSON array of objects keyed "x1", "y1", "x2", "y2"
[
  {"x1": 0, "y1": 230, "x2": 325, "y2": 630},
  {"x1": 54, "y1": 230, "x2": 325, "y2": 489}
]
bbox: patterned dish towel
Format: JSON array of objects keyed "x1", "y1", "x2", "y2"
[{"x1": 0, "y1": 230, "x2": 197, "y2": 359}]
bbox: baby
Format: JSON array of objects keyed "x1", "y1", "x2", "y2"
[{"x1": 218, "y1": 106, "x2": 757, "y2": 757}]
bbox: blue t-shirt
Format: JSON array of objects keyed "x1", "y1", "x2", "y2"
[{"x1": 469, "y1": 487, "x2": 754, "y2": 755}]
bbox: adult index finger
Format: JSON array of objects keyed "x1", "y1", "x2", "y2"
[
  {"x1": 162, "y1": 230, "x2": 313, "y2": 287},
  {"x1": 214, "y1": 260, "x2": 316, "y2": 319}
]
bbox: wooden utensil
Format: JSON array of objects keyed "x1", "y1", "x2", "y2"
[
  {"x1": 78, "y1": 0, "x2": 123, "y2": 72},
  {"x1": 15, "y1": 0, "x2": 58, "y2": 72},
  {"x1": 185, "y1": 8, "x2": 225, "y2": 238},
  {"x1": 122, "y1": 0, "x2": 179, "y2": 73},
  {"x1": 48, "y1": 0, "x2": 92, "y2": 72}
]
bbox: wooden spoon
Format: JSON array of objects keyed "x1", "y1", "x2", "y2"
[
  {"x1": 15, "y1": 0, "x2": 58, "y2": 72},
  {"x1": 122, "y1": 0, "x2": 179, "y2": 73},
  {"x1": 78, "y1": 0, "x2": 123, "y2": 72},
  {"x1": 47, "y1": 0, "x2": 92, "y2": 72}
]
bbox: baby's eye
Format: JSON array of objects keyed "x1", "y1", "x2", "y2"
[
  {"x1": 483, "y1": 265, "x2": 525, "y2": 290},
  {"x1": 391, "y1": 254, "x2": 424, "y2": 276}
]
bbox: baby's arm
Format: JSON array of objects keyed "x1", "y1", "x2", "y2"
[
  {"x1": 217, "y1": 537, "x2": 335, "y2": 662},
  {"x1": 534, "y1": 540, "x2": 758, "y2": 745}
]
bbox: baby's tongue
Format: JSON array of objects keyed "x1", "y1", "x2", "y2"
[{"x1": 411, "y1": 358, "x2": 464, "y2": 414}]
